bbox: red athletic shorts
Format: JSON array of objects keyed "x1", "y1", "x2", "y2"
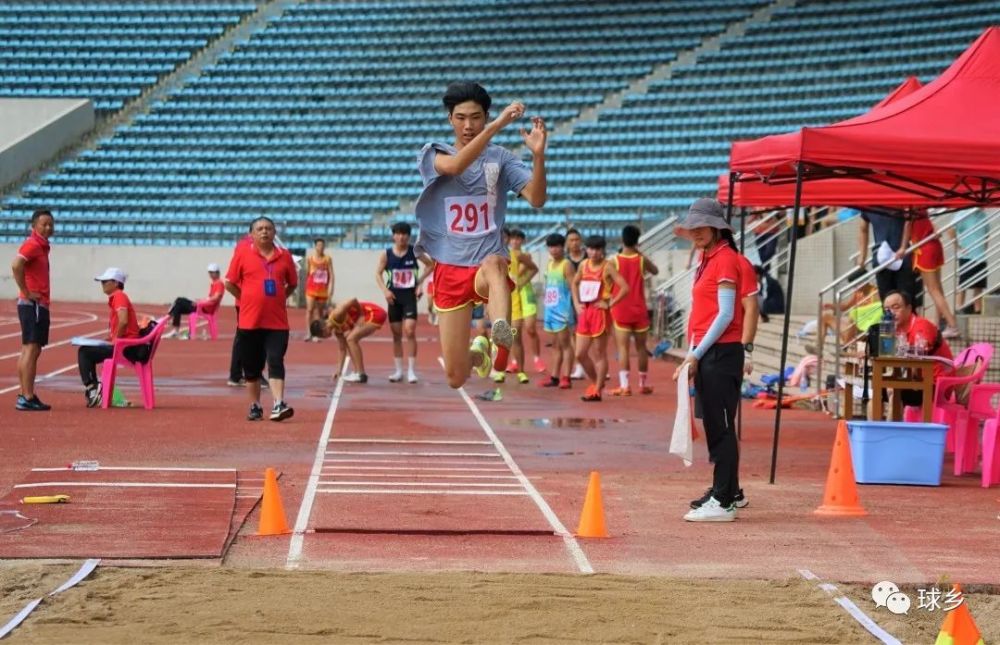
[
  {"x1": 362, "y1": 303, "x2": 387, "y2": 327},
  {"x1": 913, "y1": 239, "x2": 944, "y2": 272},
  {"x1": 576, "y1": 305, "x2": 610, "y2": 337},
  {"x1": 611, "y1": 303, "x2": 650, "y2": 332},
  {"x1": 432, "y1": 262, "x2": 514, "y2": 312}
]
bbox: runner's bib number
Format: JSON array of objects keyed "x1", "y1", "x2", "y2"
[
  {"x1": 544, "y1": 287, "x2": 560, "y2": 306},
  {"x1": 311, "y1": 268, "x2": 329, "y2": 285},
  {"x1": 445, "y1": 195, "x2": 494, "y2": 237},
  {"x1": 579, "y1": 280, "x2": 601, "y2": 303},
  {"x1": 391, "y1": 269, "x2": 416, "y2": 289}
]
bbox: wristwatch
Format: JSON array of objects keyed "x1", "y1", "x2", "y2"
[{"x1": 743, "y1": 343, "x2": 754, "y2": 353}]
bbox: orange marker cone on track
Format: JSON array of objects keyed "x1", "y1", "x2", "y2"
[
  {"x1": 935, "y1": 585, "x2": 984, "y2": 645},
  {"x1": 814, "y1": 421, "x2": 866, "y2": 516},
  {"x1": 257, "y1": 467, "x2": 291, "y2": 536},
  {"x1": 576, "y1": 471, "x2": 609, "y2": 538}
]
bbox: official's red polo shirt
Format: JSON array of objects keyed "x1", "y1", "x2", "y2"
[
  {"x1": 17, "y1": 231, "x2": 51, "y2": 307},
  {"x1": 902, "y1": 315, "x2": 953, "y2": 378},
  {"x1": 231, "y1": 234, "x2": 254, "y2": 309},
  {"x1": 108, "y1": 289, "x2": 140, "y2": 340},
  {"x1": 737, "y1": 253, "x2": 759, "y2": 300},
  {"x1": 226, "y1": 244, "x2": 298, "y2": 330},
  {"x1": 688, "y1": 243, "x2": 744, "y2": 346}
]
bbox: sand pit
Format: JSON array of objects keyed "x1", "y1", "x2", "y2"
[{"x1": 6, "y1": 564, "x2": 998, "y2": 643}]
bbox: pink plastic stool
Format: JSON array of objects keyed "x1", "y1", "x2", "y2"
[
  {"x1": 99, "y1": 317, "x2": 169, "y2": 409},
  {"x1": 188, "y1": 301, "x2": 219, "y2": 340}
]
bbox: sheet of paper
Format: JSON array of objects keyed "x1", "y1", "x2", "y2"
[
  {"x1": 71, "y1": 337, "x2": 111, "y2": 347},
  {"x1": 670, "y1": 368, "x2": 694, "y2": 467},
  {"x1": 876, "y1": 241, "x2": 903, "y2": 271}
]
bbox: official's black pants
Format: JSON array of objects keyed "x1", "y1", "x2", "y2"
[{"x1": 693, "y1": 342, "x2": 744, "y2": 507}]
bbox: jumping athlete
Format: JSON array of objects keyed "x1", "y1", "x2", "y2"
[
  {"x1": 610, "y1": 224, "x2": 659, "y2": 396},
  {"x1": 304, "y1": 238, "x2": 334, "y2": 341},
  {"x1": 375, "y1": 221, "x2": 433, "y2": 383},
  {"x1": 413, "y1": 81, "x2": 547, "y2": 389},
  {"x1": 310, "y1": 299, "x2": 388, "y2": 384},
  {"x1": 540, "y1": 233, "x2": 575, "y2": 388},
  {"x1": 572, "y1": 235, "x2": 629, "y2": 402}
]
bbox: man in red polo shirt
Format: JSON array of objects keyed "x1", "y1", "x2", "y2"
[
  {"x1": 11, "y1": 209, "x2": 55, "y2": 411},
  {"x1": 225, "y1": 217, "x2": 297, "y2": 422},
  {"x1": 884, "y1": 289, "x2": 953, "y2": 407}
]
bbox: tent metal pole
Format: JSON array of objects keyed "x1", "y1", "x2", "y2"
[
  {"x1": 725, "y1": 171, "x2": 736, "y2": 224},
  {"x1": 769, "y1": 164, "x2": 803, "y2": 484},
  {"x1": 724, "y1": 172, "x2": 743, "y2": 441}
]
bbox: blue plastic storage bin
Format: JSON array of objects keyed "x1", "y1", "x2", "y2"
[{"x1": 846, "y1": 421, "x2": 948, "y2": 486}]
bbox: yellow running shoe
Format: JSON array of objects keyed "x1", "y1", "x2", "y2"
[{"x1": 470, "y1": 335, "x2": 492, "y2": 378}]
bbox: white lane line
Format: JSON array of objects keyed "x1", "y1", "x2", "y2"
[
  {"x1": 316, "y1": 481, "x2": 521, "y2": 487},
  {"x1": 0, "y1": 328, "x2": 105, "y2": 360},
  {"x1": 440, "y1": 357, "x2": 594, "y2": 575},
  {"x1": 32, "y1": 466, "x2": 236, "y2": 472},
  {"x1": 321, "y1": 466, "x2": 511, "y2": 472},
  {"x1": 0, "y1": 362, "x2": 78, "y2": 395},
  {"x1": 0, "y1": 311, "x2": 99, "y2": 340},
  {"x1": 316, "y1": 489, "x2": 529, "y2": 496},
  {"x1": 322, "y1": 458, "x2": 508, "y2": 466},
  {"x1": 327, "y1": 439, "x2": 493, "y2": 445},
  {"x1": 325, "y1": 450, "x2": 502, "y2": 457},
  {"x1": 321, "y1": 473, "x2": 518, "y2": 480},
  {"x1": 797, "y1": 569, "x2": 901, "y2": 645},
  {"x1": 286, "y1": 357, "x2": 349, "y2": 570},
  {"x1": 14, "y1": 482, "x2": 235, "y2": 489}
]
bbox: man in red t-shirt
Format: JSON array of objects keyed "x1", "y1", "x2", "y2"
[
  {"x1": 11, "y1": 209, "x2": 55, "y2": 411},
  {"x1": 225, "y1": 217, "x2": 298, "y2": 422},
  {"x1": 77, "y1": 267, "x2": 144, "y2": 408},
  {"x1": 164, "y1": 263, "x2": 226, "y2": 338},
  {"x1": 884, "y1": 290, "x2": 953, "y2": 407}
]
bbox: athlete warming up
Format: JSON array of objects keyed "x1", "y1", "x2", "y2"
[
  {"x1": 310, "y1": 299, "x2": 387, "y2": 384},
  {"x1": 413, "y1": 81, "x2": 547, "y2": 389}
]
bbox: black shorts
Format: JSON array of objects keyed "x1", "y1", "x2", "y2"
[
  {"x1": 238, "y1": 328, "x2": 289, "y2": 380},
  {"x1": 18, "y1": 303, "x2": 50, "y2": 347},
  {"x1": 959, "y1": 258, "x2": 988, "y2": 290},
  {"x1": 387, "y1": 290, "x2": 418, "y2": 323}
]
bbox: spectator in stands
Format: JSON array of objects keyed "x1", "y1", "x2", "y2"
[
  {"x1": 303, "y1": 238, "x2": 334, "y2": 342},
  {"x1": 310, "y1": 299, "x2": 388, "y2": 384},
  {"x1": 673, "y1": 198, "x2": 745, "y2": 522},
  {"x1": 375, "y1": 221, "x2": 433, "y2": 383},
  {"x1": 884, "y1": 290, "x2": 953, "y2": 407},
  {"x1": 755, "y1": 265, "x2": 785, "y2": 322},
  {"x1": 857, "y1": 208, "x2": 919, "y2": 306},
  {"x1": 908, "y1": 209, "x2": 959, "y2": 338},
  {"x1": 77, "y1": 268, "x2": 146, "y2": 408},
  {"x1": 413, "y1": 82, "x2": 547, "y2": 389},
  {"x1": 11, "y1": 209, "x2": 55, "y2": 411},
  {"x1": 815, "y1": 274, "x2": 881, "y2": 345},
  {"x1": 225, "y1": 217, "x2": 297, "y2": 422},
  {"x1": 947, "y1": 209, "x2": 989, "y2": 314},
  {"x1": 751, "y1": 211, "x2": 780, "y2": 272},
  {"x1": 163, "y1": 263, "x2": 225, "y2": 339}
]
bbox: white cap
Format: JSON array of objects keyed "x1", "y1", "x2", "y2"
[
  {"x1": 207, "y1": 262, "x2": 221, "y2": 272},
  {"x1": 94, "y1": 267, "x2": 127, "y2": 284}
]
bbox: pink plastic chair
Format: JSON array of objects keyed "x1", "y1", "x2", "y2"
[
  {"x1": 903, "y1": 343, "x2": 993, "y2": 474},
  {"x1": 100, "y1": 316, "x2": 170, "y2": 409},
  {"x1": 968, "y1": 383, "x2": 1000, "y2": 487},
  {"x1": 187, "y1": 300, "x2": 219, "y2": 340}
]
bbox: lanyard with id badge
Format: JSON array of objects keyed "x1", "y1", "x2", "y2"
[{"x1": 262, "y1": 256, "x2": 278, "y2": 297}]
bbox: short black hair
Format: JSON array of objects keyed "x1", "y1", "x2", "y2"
[
  {"x1": 546, "y1": 233, "x2": 566, "y2": 248},
  {"x1": 313, "y1": 238, "x2": 325, "y2": 244},
  {"x1": 250, "y1": 216, "x2": 275, "y2": 230},
  {"x1": 391, "y1": 221, "x2": 412, "y2": 235},
  {"x1": 566, "y1": 228, "x2": 581, "y2": 238},
  {"x1": 510, "y1": 229, "x2": 526, "y2": 240},
  {"x1": 442, "y1": 82, "x2": 491, "y2": 114},
  {"x1": 585, "y1": 235, "x2": 606, "y2": 250},
  {"x1": 885, "y1": 290, "x2": 913, "y2": 307},
  {"x1": 309, "y1": 320, "x2": 325, "y2": 337},
  {"x1": 621, "y1": 224, "x2": 640, "y2": 247},
  {"x1": 31, "y1": 209, "x2": 53, "y2": 223}
]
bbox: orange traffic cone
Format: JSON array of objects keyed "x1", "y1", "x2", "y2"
[
  {"x1": 935, "y1": 585, "x2": 984, "y2": 645},
  {"x1": 576, "y1": 471, "x2": 609, "y2": 538},
  {"x1": 814, "y1": 421, "x2": 866, "y2": 516},
  {"x1": 257, "y1": 467, "x2": 291, "y2": 536}
]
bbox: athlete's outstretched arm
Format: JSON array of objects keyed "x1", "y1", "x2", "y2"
[
  {"x1": 434, "y1": 102, "x2": 525, "y2": 177},
  {"x1": 518, "y1": 116, "x2": 547, "y2": 208}
]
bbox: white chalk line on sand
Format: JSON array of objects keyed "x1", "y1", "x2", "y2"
[
  {"x1": 285, "y1": 357, "x2": 350, "y2": 569},
  {"x1": 0, "y1": 559, "x2": 100, "y2": 639},
  {"x1": 797, "y1": 569, "x2": 901, "y2": 645},
  {"x1": 439, "y1": 357, "x2": 595, "y2": 575}
]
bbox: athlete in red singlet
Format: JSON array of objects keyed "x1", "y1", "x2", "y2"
[
  {"x1": 310, "y1": 299, "x2": 387, "y2": 384},
  {"x1": 609, "y1": 225, "x2": 659, "y2": 395}
]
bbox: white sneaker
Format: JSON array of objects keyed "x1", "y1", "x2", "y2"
[
  {"x1": 407, "y1": 371, "x2": 418, "y2": 384},
  {"x1": 388, "y1": 370, "x2": 403, "y2": 383},
  {"x1": 342, "y1": 373, "x2": 366, "y2": 383},
  {"x1": 570, "y1": 365, "x2": 586, "y2": 380},
  {"x1": 683, "y1": 497, "x2": 736, "y2": 522}
]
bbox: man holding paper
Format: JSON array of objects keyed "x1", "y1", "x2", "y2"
[{"x1": 857, "y1": 209, "x2": 919, "y2": 305}]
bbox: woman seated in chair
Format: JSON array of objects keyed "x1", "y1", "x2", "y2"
[
  {"x1": 163, "y1": 263, "x2": 225, "y2": 339},
  {"x1": 78, "y1": 267, "x2": 147, "y2": 407}
]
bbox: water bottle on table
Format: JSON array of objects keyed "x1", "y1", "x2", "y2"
[{"x1": 877, "y1": 310, "x2": 896, "y2": 357}]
